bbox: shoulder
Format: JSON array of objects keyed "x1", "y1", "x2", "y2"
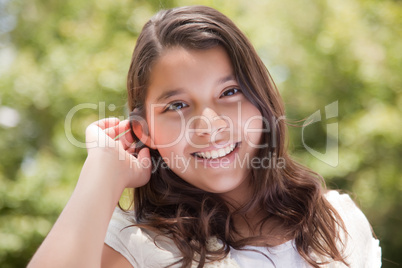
[
  {"x1": 104, "y1": 207, "x2": 182, "y2": 267},
  {"x1": 323, "y1": 191, "x2": 382, "y2": 268}
]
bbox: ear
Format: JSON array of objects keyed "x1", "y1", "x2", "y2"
[{"x1": 130, "y1": 113, "x2": 157, "y2": 150}]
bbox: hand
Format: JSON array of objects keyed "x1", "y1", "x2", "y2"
[{"x1": 85, "y1": 117, "x2": 152, "y2": 189}]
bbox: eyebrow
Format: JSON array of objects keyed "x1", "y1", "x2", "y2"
[
  {"x1": 155, "y1": 74, "x2": 237, "y2": 103},
  {"x1": 155, "y1": 89, "x2": 185, "y2": 103},
  {"x1": 216, "y1": 74, "x2": 237, "y2": 86}
]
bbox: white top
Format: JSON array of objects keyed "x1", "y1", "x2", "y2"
[
  {"x1": 104, "y1": 191, "x2": 381, "y2": 267},
  {"x1": 230, "y1": 240, "x2": 309, "y2": 268}
]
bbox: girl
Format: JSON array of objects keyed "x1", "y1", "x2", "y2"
[{"x1": 28, "y1": 5, "x2": 381, "y2": 268}]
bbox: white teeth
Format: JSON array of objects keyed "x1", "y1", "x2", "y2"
[
  {"x1": 218, "y1": 149, "x2": 226, "y2": 157},
  {"x1": 195, "y1": 143, "x2": 236, "y2": 159}
]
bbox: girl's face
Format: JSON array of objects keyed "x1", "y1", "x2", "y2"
[{"x1": 144, "y1": 46, "x2": 263, "y2": 201}]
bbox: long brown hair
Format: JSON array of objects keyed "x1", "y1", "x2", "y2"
[{"x1": 125, "y1": 5, "x2": 348, "y2": 267}]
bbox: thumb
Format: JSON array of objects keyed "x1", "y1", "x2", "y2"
[{"x1": 130, "y1": 147, "x2": 152, "y2": 187}]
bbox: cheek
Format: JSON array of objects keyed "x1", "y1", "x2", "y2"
[
  {"x1": 151, "y1": 118, "x2": 185, "y2": 148},
  {"x1": 241, "y1": 104, "x2": 264, "y2": 148}
]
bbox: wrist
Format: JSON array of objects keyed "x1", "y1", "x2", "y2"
[{"x1": 80, "y1": 155, "x2": 127, "y2": 200}]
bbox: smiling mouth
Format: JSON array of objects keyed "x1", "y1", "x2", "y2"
[{"x1": 191, "y1": 142, "x2": 240, "y2": 160}]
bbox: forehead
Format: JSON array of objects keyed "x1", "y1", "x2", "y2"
[{"x1": 146, "y1": 46, "x2": 235, "y2": 103}]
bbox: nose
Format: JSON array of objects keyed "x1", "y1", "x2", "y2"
[{"x1": 193, "y1": 107, "x2": 228, "y2": 137}]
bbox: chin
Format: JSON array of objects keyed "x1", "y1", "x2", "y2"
[{"x1": 197, "y1": 180, "x2": 245, "y2": 195}]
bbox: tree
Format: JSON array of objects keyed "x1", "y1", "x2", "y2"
[{"x1": 0, "y1": 0, "x2": 400, "y2": 266}]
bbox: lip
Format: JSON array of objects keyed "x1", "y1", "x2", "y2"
[
  {"x1": 191, "y1": 141, "x2": 240, "y2": 154},
  {"x1": 191, "y1": 142, "x2": 241, "y2": 167}
]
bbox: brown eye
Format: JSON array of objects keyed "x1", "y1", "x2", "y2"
[
  {"x1": 165, "y1": 102, "x2": 188, "y2": 111},
  {"x1": 221, "y1": 88, "x2": 241, "y2": 97}
]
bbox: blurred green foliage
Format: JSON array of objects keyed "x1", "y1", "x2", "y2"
[{"x1": 0, "y1": 0, "x2": 401, "y2": 267}]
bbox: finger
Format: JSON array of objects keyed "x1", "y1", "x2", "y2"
[
  {"x1": 121, "y1": 120, "x2": 135, "y2": 144},
  {"x1": 93, "y1": 117, "x2": 120, "y2": 130},
  {"x1": 120, "y1": 136, "x2": 135, "y2": 151},
  {"x1": 104, "y1": 120, "x2": 130, "y2": 140},
  {"x1": 85, "y1": 123, "x2": 116, "y2": 149},
  {"x1": 113, "y1": 120, "x2": 135, "y2": 149},
  {"x1": 126, "y1": 144, "x2": 136, "y2": 155},
  {"x1": 104, "y1": 127, "x2": 118, "y2": 140}
]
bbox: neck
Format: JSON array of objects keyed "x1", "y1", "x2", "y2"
[
  {"x1": 219, "y1": 175, "x2": 254, "y2": 211},
  {"x1": 219, "y1": 183, "x2": 292, "y2": 246}
]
